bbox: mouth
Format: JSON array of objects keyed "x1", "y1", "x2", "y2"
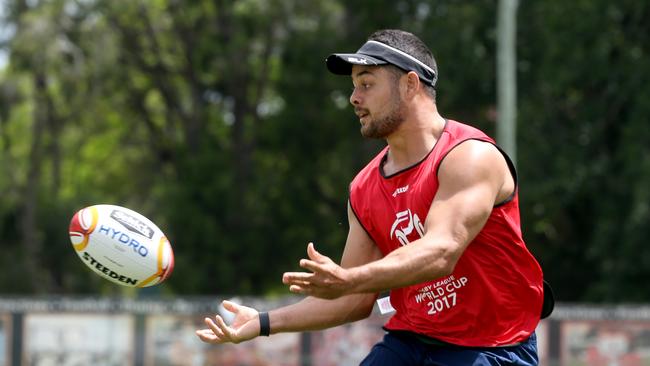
[{"x1": 355, "y1": 109, "x2": 369, "y2": 121}]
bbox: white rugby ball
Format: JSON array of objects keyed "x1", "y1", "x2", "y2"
[{"x1": 69, "y1": 204, "x2": 174, "y2": 287}]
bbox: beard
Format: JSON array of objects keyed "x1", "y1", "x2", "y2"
[{"x1": 359, "y1": 89, "x2": 406, "y2": 139}]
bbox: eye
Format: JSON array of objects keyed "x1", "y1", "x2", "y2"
[
  {"x1": 355, "y1": 83, "x2": 371, "y2": 90},
  {"x1": 351, "y1": 80, "x2": 372, "y2": 91}
]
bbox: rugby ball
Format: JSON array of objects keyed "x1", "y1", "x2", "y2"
[{"x1": 69, "y1": 204, "x2": 174, "y2": 287}]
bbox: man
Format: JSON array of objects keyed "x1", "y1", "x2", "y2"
[{"x1": 196, "y1": 29, "x2": 551, "y2": 365}]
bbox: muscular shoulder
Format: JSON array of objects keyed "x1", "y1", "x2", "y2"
[{"x1": 437, "y1": 140, "x2": 513, "y2": 203}]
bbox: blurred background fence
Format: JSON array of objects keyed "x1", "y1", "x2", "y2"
[{"x1": 2, "y1": 297, "x2": 650, "y2": 366}]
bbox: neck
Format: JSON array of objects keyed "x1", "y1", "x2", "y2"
[{"x1": 383, "y1": 102, "x2": 445, "y2": 175}]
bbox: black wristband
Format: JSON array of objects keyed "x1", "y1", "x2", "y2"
[{"x1": 259, "y1": 311, "x2": 270, "y2": 336}]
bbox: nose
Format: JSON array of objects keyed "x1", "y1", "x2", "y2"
[{"x1": 349, "y1": 88, "x2": 360, "y2": 106}]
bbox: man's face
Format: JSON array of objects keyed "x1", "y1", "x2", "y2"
[{"x1": 349, "y1": 65, "x2": 405, "y2": 139}]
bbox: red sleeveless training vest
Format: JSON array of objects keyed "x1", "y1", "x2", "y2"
[{"x1": 349, "y1": 120, "x2": 544, "y2": 347}]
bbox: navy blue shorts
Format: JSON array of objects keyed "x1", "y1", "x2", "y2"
[{"x1": 359, "y1": 331, "x2": 538, "y2": 366}]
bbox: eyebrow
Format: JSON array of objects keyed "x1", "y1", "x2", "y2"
[{"x1": 352, "y1": 70, "x2": 374, "y2": 79}]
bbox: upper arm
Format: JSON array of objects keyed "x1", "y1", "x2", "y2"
[
  {"x1": 335, "y1": 201, "x2": 383, "y2": 316},
  {"x1": 422, "y1": 140, "x2": 513, "y2": 269},
  {"x1": 340, "y1": 201, "x2": 383, "y2": 269}
]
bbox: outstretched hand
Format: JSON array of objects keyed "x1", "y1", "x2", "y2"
[
  {"x1": 195, "y1": 300, "x2": 260, "y2": 344},
  {"x1": 282, "y1": 242, "x2": 353, "y2": 299}
]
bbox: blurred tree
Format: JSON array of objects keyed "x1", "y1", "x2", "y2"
[
  {"x1": 0, "y1": 0, "x2": 354, "y2": 295},
  {"x1": 0, "y1": 0, "x2": 649, "y2": 302},
  {"x1": 518, "y1": 0, "x2": 650, "y2": 301},
  {"x1": 1, "y1": 0, "x2": 103, "y2": 292}
]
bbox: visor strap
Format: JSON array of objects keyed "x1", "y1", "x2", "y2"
[{"x1": 364, "y1": 41, "x2": 436, "y2": 75}]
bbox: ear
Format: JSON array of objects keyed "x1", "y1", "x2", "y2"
[{"x1": 403, "y1": 71, "x2": 421, "y2": 100}]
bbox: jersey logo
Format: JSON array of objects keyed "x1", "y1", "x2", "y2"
[
  {"x1": 390, "y1": 209, "x2": 425, "y2": 246},
  {"x1": 392, "y1": 185, "x2": 409, "y2": 197}
]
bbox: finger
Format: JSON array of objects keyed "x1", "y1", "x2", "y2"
[
  {"x1": 196, "y1": 328, "x2": 219, "y2": 343},
  {"x1": 196, "y1": 327, "x2": 221, "y2": 343},
  {"x1": 221, "y1": 300, "x2": 239, "y2": 313},
  {"x1": 299, "y1": 258, "x2": 325, "y2": 273},
  {"x1": 284, "y1": 278, "x2": 311, "y2": 288},
  {"x1": 283, "y1": 271, "x2": 315, "y2": 284},
  {"x1": 205, "y1": 317, "x2": 227, "y2": 339},
  {"x1": 289, "y1": 284, "x2": 310, "y2": 295},
  {"x1": 214, "y1": 312, "x2": 235, "y2": 339},
  {"x1": 307, "y1": 242, "x2": 324, "y2": 261}
]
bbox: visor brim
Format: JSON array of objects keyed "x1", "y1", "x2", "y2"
[{"x1": 326, "y1": 53, "x2": 388, "y2": 75}]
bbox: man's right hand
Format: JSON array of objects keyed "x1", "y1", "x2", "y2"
[{"x1": 195, "y1": 300, "x2": 261, "y2": 344}]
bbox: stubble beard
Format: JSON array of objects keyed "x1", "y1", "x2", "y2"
[{"x1": 360, "y1": 90, "x2": 405, "y2": 139}]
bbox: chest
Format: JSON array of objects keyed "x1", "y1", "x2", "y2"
[{"x1": 364, "y1": 167, "x2": 439, "y2": 251}]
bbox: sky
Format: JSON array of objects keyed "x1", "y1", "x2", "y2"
[{"x1": 0, "y1": 0, "x2": 9, "y2": 69}]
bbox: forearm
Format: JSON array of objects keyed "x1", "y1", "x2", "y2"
[
  {"x1": 269, "y1": 293, "x2": 377, "y2": 334},
  {"x1": 348, "y1": 237, "x2": 458, "y2": 294}
]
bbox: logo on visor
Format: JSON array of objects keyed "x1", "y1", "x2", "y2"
[{"x1": 347, "y1": 57, "x2": 368, "y2": 64}]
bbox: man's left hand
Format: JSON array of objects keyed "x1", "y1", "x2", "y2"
[{"x1": 282, "y1": 243, "x2": 353, "y2": 299}]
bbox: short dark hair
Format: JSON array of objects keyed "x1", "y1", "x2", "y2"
[{"x1": 368, "y1": 29, "x2": 437, "y2": 101}]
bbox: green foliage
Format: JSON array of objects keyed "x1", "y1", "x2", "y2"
[
  {"x1": 517, "y1": 1, "x2": 650, "y2": 301},
  {"x1": 0, "y1": 0, "x2": 649, "y2": 302}
]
